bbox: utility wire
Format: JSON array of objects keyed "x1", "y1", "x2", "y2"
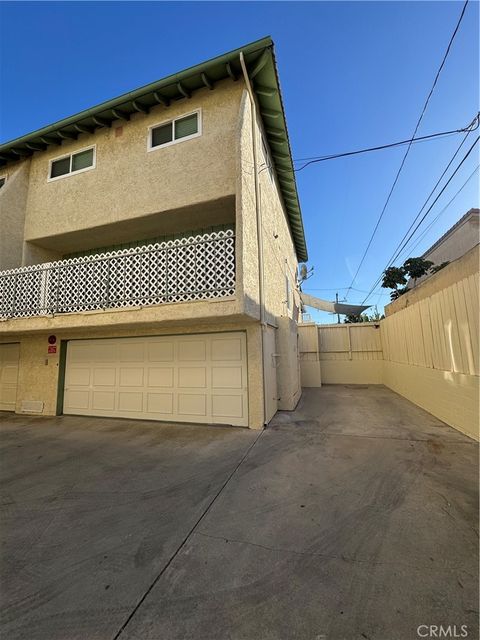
[
  {"x1": 362, "y1": 135, "x2": 479, "y2": 303},
  {"x1": 365, "y1": 120, "x2": 476, "y2": 282},
  {"x1": 290, "y1": 121, "x2": 473, "y2": 170},
  {"x1": 396, "y1": 164, "x2": 479, "y2": 260},
  {"x1": 344, "y1": 0, "x2": 470, "y2": 299}
]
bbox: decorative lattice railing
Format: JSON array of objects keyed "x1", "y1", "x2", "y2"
[{"x1": 0, "y1": 229, "x2": 235, "y2": 319}]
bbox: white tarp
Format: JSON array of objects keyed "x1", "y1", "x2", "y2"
[{"x1": 300, "y1": 292, "x2": 371, "y2": 316}]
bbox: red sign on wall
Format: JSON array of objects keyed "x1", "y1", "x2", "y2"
[{"x1": 48, "y1": 345, "x2": 57, "y2": 355}]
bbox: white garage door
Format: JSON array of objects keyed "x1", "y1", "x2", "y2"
[
  {"x1": 0, "y1": 343, "x2": 19, "y2": 412},
  {"x1": 63, "y1": 332, "x2": 248, "y2": 426}
]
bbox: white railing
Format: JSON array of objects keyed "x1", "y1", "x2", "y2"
[{"x1": 0, "y1": 229, "x2": 235, "y2": 319}]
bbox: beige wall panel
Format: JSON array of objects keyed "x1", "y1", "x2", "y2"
[
  {"x1": 384, "y1": 360, "x2": 479, "y2": 441},
  {"x1": 320, "y1": 360, "x2": 384, "y2": 385},
  {"x1": 349, "y1": 325, "x2": 382, "y2": 353},
  {"x1": 300, "y1": 360, "x2": 322, "y2": 388},
  {"x1": 318, "y1": 326, "x2": 349, "y2": 353}
]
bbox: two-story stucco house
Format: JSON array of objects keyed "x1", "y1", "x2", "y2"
[{"x1": 0, "y1": 37, "x2": 308, "y2": 429}]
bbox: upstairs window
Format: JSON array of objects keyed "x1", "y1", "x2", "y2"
[
  {"x1": 49, "y1": 146, "x2": 95, "y2": 181},
  {"x1": 149, "y1": 111, "x2": 201, "y2": 150}
]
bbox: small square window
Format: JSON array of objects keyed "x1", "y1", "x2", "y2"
[
  {"x1": 151, "y1": 122, "x2": 173, "y2": 147},
  {"x1": 50, "y1": 156, "x2": 71, "y2": 179},
  {"x1": 175, "y1": 113, "x2": 198, "y2": 140},
  {"x1": 72, "y1": 148, "x2": 94, "y2": 172}
]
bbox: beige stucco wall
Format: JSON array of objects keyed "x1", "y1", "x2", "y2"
[
  {"x1": 22, "y1": 79, "x2": 243, "y2": 256},
  {"x1": 235, "y1": 89, "x2": 301, "y2": 411},
  {"x1": 0, "y1": 159, "x2": 30, "y2": 270},
  {"x1": 4, "y1": 321, "x2": 265, "y2": 429}
]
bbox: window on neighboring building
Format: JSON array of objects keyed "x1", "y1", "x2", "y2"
[
  {"x1": 49, "y1": 146, "x2": 95, "y2": 181},
  {"x1": 149, "y1": 111, "x2": 201, "y2": 150},
  {"x1": 0, "y1": 176, "x2": 6, "y2": 189}
]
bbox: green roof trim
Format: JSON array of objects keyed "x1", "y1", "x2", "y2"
[{"x1": 0, "y1": 37, "x2": 307, "y2": 261}]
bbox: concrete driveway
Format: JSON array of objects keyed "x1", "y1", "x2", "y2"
[{"x1": 1, "y1": 386, "x2": 478, "y2": 640}]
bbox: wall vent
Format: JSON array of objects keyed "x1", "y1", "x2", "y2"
[{"x1": 20, "y1": 400, "x2": 44, "y2": 414}]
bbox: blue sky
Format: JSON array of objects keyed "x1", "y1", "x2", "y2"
[{"x1": 1, "y1": 1, "x2": 478, "y2": 321}]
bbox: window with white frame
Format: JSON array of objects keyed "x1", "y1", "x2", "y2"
[
  {"x1": 49, "y1": 146, "x2": 95, "y2": 180},
  {"x1": 149, "y1": 111, "x2": 201, "y2": 150},
  {"x1": 0, "y1": 176, "x2": 6, "y2": 189}
]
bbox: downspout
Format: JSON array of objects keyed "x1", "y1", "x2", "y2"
[{"x1": 239, "y1": 51, "x2": 268, "y2": 426}]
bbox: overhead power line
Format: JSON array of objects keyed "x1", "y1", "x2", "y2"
[
  {"x1": 345, "y1": 0, "x2": 470, "y2": 298},
  {"x1": 290, "y1": 118, "x2": 476, "y2": 170},
  {"x1": 362, "y1": 136, "x2": 479, "y2": 303},
  {"x1": 398, "y1": 164, "x2": 480, "y2": 259},
  {"x1": 365, "y1": 164, "x2": 479, "y2": 300},
  {"x1": 366, "y1": 121, "x2": 476, "y2": 280}
]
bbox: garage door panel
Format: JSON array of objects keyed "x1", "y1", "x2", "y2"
[
  {"x1": 119, "y1": 367, "x2": 144, "y2": 387},
  {"x1": 64, "y1": 332, "x2": 248, "y2": 426},
  {"x1": 148, "y1": 368, "x2": 174, "y2": 387},
  {"x1": 0, "y1": 344, "x2": 19, "y2": 411},
  {"x1": 119, "y1": 342, "x2": 144, "y2": 362},
  {"x1": 211, "y1": 337, "x2": 242, "y2": 361},
  {"x1": 1, "y1": 364, "x2": 20, "y2": 385},
  {"x1": 118, "y1": 392, "x2": 143, "y2": 412},
  {"x1": 212, "y1": 366, "x2": 243, "y2": 389},
  {"x1": 148, "y1": 342, "x2": 174, "y2": 362},
  {"x1": 67, "y1": 368, "x2": 91, "y2": 387},
  {"x1": 65, "y1": 390, "x2": 90, "y2": 410},
  {"x1": 147, "y1": 392, "x2": 174, "y2": 414},
  {"x1": 212, "y1": 394, "x2": 244, "y2": 419},
  {"x1": 93, "y1": 368, "x2": 116, "y2": 386},
  {"x1": 178, "y1": 340, "x2": 206, "y2": 361},
  {"x1": 178, "y1": 393, "x2": 207, "y2": 416},
  {"x1": 92, "y1": 391, "x2": 116, "y2": 411},
  {"x1": 178, "y1": 367, "x2": 207, "y2": 388}
]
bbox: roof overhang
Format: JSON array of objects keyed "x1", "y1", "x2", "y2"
[{"x1": 0, "y1": 37, "x2": 308, "y2": 262}]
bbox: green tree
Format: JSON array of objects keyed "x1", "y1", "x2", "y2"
[
  {"x1": 382, "y1": 266, "x2": 407, "y2": 292},
  {"x1": 403, "y1": 257, "x2": 433, "y2": 286}
]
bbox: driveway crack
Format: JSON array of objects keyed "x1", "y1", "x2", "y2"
[
  {"x1": 111, "y1": 428, "x2": 264, "y2": 640},
  {"x1": 193, "y1": 531, "x2": 472, "y2": 573}
]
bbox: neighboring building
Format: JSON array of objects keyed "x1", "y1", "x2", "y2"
[
  {"x1": 408, "y1": 208, "x2": 479, "y2": 288},
  {"x1": 0, "y1": 37, "x2": 308, "y2": 429}
]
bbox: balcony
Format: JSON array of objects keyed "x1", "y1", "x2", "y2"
[{"x1": 0, "y1": 229, "x2": 235, "y2": 319}]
